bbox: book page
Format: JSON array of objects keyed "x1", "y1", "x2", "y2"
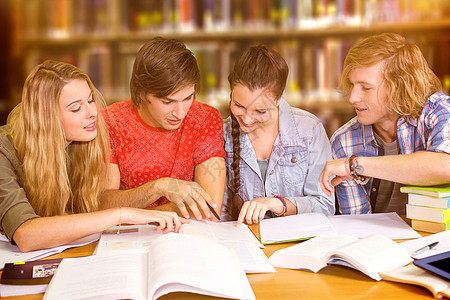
[
  {"x1": 259, "y1": 213, "x2": 338, "y2": 244},
  {"x1": 44, "y1": 253, "x2": 147, "y2": 300},
  {"x1": 268, "y1": 234, "x2": 358, "y2": 272},
  {"x1": 219, "y1": 240, "x2": 275, "y2": 273},
  {"x1": 1, "y1": 283, "x2": 48, "y2": 297},
  {"x1": 329, "y1": 234, "x2": 412, "y2": 280},
  {"x1": 380, "y1": 264, "x2": 450, "y2": 298},
  {"x1": 180, "y1": 220, "x2": 263, "y2": 248},
  {"x1": 96, "y1": 225, "x2": 164, "y2": 253},
  {"x1": 147, "y1": 234, "x2": 255, "y2": 300},
  {"x1": 328, "y1": 212, "x2": 421, "y2": 239}
]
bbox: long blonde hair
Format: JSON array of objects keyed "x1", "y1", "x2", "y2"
[
  {"x1": 8, "y1": 60, "x2": 109, "y2": 217},
  {"x1": 339, "y1": 33, "x2": 442, "y2": 118}
]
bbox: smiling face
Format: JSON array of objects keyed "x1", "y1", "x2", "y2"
[
  {"x1": 348, "y1": 61, "x2": 399, "y2": 136},
  {"x1": 138, "y1": 84, "x2": 195, "y2": 130},
  {"x1": 59, "y1": 79, "x2": 98, "y2": 146},
  {"x1": 230, "y1": 84, "x2": 279, "y2": 135}
]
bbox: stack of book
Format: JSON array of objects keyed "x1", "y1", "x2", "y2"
[{"x1": 401, "y1": 184, "x2": 450, "y2": 233}]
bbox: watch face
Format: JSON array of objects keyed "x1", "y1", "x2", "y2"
[{"x1": 355, "y1": 165, "x2": 364, "y2": 174}]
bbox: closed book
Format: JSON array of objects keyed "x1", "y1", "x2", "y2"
[
  {"x1": 406, "y1": 205, "x2": 450, "y2": 223},
  {"x1": 1, "y1": 258, "x2": 62, "y2": 285},
  {"x1": 411, "y1": 219, "x2": 450, "y2": 233},
  {"x1": 401, "y1": 184, "x2": 450, "y2": 198},
  {"x1": 408, "y1": 194, "x2": 450, "y2": 209},
  {"x1": 0, "y1": 258, "x2": 62, "y2": 297}
]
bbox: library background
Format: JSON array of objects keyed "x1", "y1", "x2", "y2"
[{"x1": 1, "y1": 0, "x2": 449, "y2": 137}]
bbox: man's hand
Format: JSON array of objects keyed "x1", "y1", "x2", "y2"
[
  {"x1": 319, "y1": 158, "x2": 352, "y2": 196},
  {"x1": 159, "y1": 178, "x2": 217, "y2": 220}
]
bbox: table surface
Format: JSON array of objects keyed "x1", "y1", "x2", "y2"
[{"x1": 1, "y1": 225, "x2": 435, "y2": 300}]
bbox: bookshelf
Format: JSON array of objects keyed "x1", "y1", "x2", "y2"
[{"x1": 7, "y1": 0, "x2": 450, "y2": 136}]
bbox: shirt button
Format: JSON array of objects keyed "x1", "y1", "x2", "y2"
[
  {"x1": 291, "y1": 157, "x2": 297, "y2": 163},
  {"x1": 372, "y1": 188, "x2": 377, "y2": 192},
  {"x1": 269, "y1": 170, "x2": 274, "y2": 175}
]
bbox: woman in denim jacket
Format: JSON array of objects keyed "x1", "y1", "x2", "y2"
[{"x1": 221, "y1": 45, "x2": 335, "y2": 224}]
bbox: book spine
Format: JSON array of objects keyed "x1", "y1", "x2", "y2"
[
  {"x1": 411, "y1": 219, "x2": 450, "y2": 233},
  {"x1": 406, "y1": 204, "x2": 450, "y2": 223},
  {"x1": 408, "y1": 194, "x2": 450, "y2": 209}
]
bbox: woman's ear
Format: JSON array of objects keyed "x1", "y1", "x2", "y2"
[{"x1": 275, "y1": 96, "x2": 282, "y2": 108}]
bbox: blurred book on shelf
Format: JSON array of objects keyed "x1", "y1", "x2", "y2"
[{"x1": 5, "y1": 0, "x2": 450, "y2": 135}]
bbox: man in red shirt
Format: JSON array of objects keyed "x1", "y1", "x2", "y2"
[{"x1": 101, "y1": 37, "x2": 226, "y2": 221}]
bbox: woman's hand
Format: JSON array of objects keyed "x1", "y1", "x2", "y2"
[
  {"x1": 236, "y1": 197, "x2": 283, "y2": 226},
  {"x1": 121, "y1": 207, "x2": 190, "y2": 233}
]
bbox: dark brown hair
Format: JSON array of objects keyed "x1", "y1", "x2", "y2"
[{"x1": 130, "y1": 36, "x2": 200, "y2": 108}]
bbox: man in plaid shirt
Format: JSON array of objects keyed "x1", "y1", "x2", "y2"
[{"x1": 319, "y1": 33, "x2": 450, "y2": 215}]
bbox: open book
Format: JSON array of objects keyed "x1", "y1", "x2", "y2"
[
  {"x1": 268, "y1": 234, "x2": 412, "y2": 281},
  {"x1": 380, "y1": 264, "x2": 450, "y2": 299},
  {"x1": 44, "y1": 234, "x2": 255, "y2": 300},
  {"x1": 96, "y1": 221, "x2": 274, "y2": 273},
  {"x1": 259, "y1": 212, "x2": 420, "y2": 244}
]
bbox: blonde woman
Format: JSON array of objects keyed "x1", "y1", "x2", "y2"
[{"x1": 0, "y1": 60, "x2": 186, "y2": 252}]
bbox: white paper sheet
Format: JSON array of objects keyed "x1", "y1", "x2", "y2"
[
  {"x1": 259, "y1": 213, "x2": 338, "y2": 244},
  {"x1": 0, "y1": 233, "x2": 100, "y2": 270},
  {"x1": 400, "y1": 230, "x2": 450, "y2": 259},
  {"x1": 328, "y1": 212, "x2": 421, "y2": 239}
]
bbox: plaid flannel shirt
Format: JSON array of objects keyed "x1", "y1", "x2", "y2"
[{"x1": 331, "y1": 92, "x2": 450, "y2": 214}]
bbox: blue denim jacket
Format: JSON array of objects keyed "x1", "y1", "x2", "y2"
[{"x1": 221, "y1": 99, "x2": 335, "y2": 220}]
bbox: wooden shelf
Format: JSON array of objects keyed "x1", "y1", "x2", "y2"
[{"x1": 20, "y1": 19, "x2": 450, "y2": 47}]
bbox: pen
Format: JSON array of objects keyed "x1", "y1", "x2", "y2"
[
  {"x1": 207, "y1": 202, "x2": 220, "y2": 220},
  {"x1": 412, "y1": 241, "x2": 439, "y2": 256}
]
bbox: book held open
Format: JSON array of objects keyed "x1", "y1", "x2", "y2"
[
  {"x1": 268, "y1": 234, "x2": 412, "y2": 281},
  {"x1": 380, "y1": 264, "x2": 450, "y2": 299},
  {"x1": 44, "y1": 234, "x2": 255, "y2": 300}
]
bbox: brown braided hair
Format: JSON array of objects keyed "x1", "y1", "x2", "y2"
[
  {"x1": 230, "y1": 112, "x2": 243, "y2": 219},
  {"x1": 230, "y1": 112, "x2": 241, "y2": 195}
]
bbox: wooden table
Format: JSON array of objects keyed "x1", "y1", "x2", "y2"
[{"x1": 1, "y1": 226, "x2": 435, "y2": 300}]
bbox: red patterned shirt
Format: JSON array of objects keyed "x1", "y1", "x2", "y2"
[{"x1": 103, "y1": 100, "x2": 225, "y2": 207}]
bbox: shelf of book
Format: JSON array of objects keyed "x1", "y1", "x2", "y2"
[
  {"x1": 7, "y1": 0, "x2": 450, "y2": 136},
  {"x1": 19, "y1": 19, "x2": 450, "y2": 45}
]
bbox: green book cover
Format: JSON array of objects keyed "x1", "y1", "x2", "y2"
[{"x1": 400, "y1": 183, "x2": 450, "y2": 198}]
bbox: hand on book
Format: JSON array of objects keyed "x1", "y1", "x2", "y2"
[
  {"x1": 122, "y1": 207, "x2": 189, "y2": 233},
  {"x1": 160, "y1": 178, "x2": 217, "y2": 221},
  {"x1": 237, "y1": 197, "x2": 284, "y2": 226}
]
